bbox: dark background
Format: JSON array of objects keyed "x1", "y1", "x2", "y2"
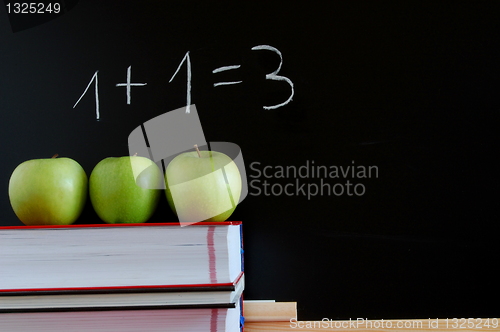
[{"x1": 1, "y1": 1, "x2": 499, "y2": 320}]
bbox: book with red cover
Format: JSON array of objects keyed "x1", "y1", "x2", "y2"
[
  {"x1": 0, "y1": 222, "x2": 244, "y2": 312},
  {"x1": 0, "y1": 300, "x2": 243, "y2": 332}
]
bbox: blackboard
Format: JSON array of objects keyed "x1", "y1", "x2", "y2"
[{"x1": 1, "y1": 1, "x2": 499, "y2": 320}]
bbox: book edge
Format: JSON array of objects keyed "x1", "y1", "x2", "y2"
[
  {"x1": 0, "y1": 272, "x2": 244, "y2": 295},
  {"x1": 0, "y1": 302, "x2": 238, "y2": 314},
  {"x1": 0, "y1": 221, "x2": 242, "y2": 230}
]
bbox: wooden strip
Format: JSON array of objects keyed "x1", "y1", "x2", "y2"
[
  {"x1": 244, "y1": 319, "x2": 500, "y2": 331},
  {"x1": 243, "y1": 302, "x2": 499, "y2": 331},
  {"x1": 244, "y1": 301, "x2": 296, "y2": 322}
]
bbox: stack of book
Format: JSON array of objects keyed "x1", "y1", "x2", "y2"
[{"x1": 0, "y1": 222, "x2": 244, "y2": 332}]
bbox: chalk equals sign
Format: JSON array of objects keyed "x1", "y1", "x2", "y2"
[{"x1": 213, "y1": 65, "x2": 242, "y2": 87}]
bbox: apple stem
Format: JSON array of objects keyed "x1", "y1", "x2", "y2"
[
  {"x1": 51, "y1": 154, "x2": 59, "y2": 159},
  {"x1": 194, "y1": 144, "x2": 202, "y2": 158}
]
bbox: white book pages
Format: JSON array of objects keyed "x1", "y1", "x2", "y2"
[
  {"x1": 0, "y1": 224, "x2": 242, "y2": 290},
  {"x1": 0, "y1": 301, "x2": 242, "y2": 332}
]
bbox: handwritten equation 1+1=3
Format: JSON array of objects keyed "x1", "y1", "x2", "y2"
[{"x1": 73, "y1": 45, "x2": 295, "y2": 120}]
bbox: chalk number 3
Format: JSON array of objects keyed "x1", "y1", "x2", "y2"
[{"x1": 252, "y1": 45, "x2": 295, "y2": 110}]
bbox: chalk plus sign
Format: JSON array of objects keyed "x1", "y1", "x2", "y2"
[{"x1": 116, "y1": 66, "x2": 147, "y2": 104}]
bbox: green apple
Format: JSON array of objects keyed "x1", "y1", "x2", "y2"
[
  {"x1": 8, "y1": 155, "x2": 88, "y2": 225},
  {"x1": 165, "y1": 147, "x2": 242, "y2": 222},
  {"x1": 89, "y1": 156, "x2": 161, "y2": 223}
]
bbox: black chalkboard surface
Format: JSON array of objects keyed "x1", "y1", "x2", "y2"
[{"x1": 1, "y1": 1, "x2": 499, "y2": 320}]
